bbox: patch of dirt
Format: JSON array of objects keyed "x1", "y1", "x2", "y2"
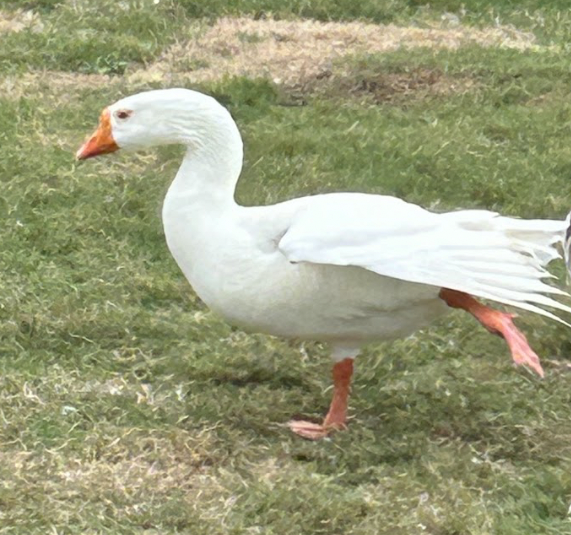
[
  {"x1": 312, "y1": 67, "x2": 478, "y2": 104},
  {"x1": 0, "y1": 9, "x2": 43, "y2": 33},
  {"x1": 130, "y1": 16, "x2": 537, "y2": 92}
]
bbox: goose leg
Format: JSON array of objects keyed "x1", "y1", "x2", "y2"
[
  {"x1": 439, "y1": 288, "x2": 544, "y2": 377},
  {"x1": 288, "y1": 357, "x2": 354, "y2": 440}
]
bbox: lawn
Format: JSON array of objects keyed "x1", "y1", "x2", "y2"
[{"x1": 2, "y1": 1, "x2": 571, "y2": 533}]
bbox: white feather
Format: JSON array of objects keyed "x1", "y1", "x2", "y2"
[{"x1": 279, "y1": 193, "x2": 571, "y2": 325}]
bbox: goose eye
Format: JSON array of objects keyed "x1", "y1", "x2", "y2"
[{"x1": 116, "y1": 110, "x2": 132, "y2": 120}]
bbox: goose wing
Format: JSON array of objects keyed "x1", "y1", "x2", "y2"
[{"x1": 279, "y1": 193, "x2": 571, "y2": 324}]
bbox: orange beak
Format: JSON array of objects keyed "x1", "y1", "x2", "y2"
[{"x1": 76, "y1": 109, "x2": 119, "y2": 160}]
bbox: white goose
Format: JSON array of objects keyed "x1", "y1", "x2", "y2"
[{"x1": 77, "y1": 88, "x2": 571, "y2": 439}]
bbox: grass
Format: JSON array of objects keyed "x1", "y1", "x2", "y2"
[
  {"x1": 0, "y1": 0, "x2": 189, "y2": 74},
  {"x1": 2, "y1": 1, "x2": 571, "y2": 533}
]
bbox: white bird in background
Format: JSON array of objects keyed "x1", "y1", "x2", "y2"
[{"x1": 77, "y1": 88, "x2": 571, "y2": 440}]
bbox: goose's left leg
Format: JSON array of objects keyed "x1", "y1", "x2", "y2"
[
  {"x1": 288, "y1": 356, "x2": 354, "y2": 440},
  {"x1": 439, "y1": 288, "x2": 544, "y2": 377}
]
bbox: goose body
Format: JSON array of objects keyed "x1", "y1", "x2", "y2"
[
  {"x1": 163, "y1": 191, "x2": 448, "y2": 349},
  {"x1": 77, "y1": 88, "x2": 571, "y2": 439}
]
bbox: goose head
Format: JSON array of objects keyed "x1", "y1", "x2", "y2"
[{"x1": 76, "y1": 88, "x2": 242, "y2": 161}]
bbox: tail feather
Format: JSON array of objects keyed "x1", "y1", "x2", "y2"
[
  {"x1": 460, "y1": 214, "x2": 571, "y2": 325},
  {"x1": 431, "y1": 212, "x2": 571, "y2": 325}
]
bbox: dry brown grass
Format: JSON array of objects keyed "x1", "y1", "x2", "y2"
[
  {"x1": 0, "y1": 368, "x2": 231, "y2": 528},
  {"x1": 0, "y1": 429, "x2": 227, "y2": 526},
  {"x1": 2, "y1": 16, "x2": 537, "y2": 103},
  {"x1": 0, "y1": 71, "x2": 111, "y2": 101},
  {"x1": 129, "y1": 17, "x2": 537, "y2": 89},
  {"x1": 0, "y1": 8, "x2": 43, "y2": 33}
]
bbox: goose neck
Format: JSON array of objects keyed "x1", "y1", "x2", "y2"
[{"x1": 167, "y1": 128, "x2": 243, "y2": 210}]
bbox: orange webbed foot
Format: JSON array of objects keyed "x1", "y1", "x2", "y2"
[
  {"x1": 440, "y1": 288, "x2": 545, "y2": 378},
  {"x1": 288, "y1": 419, "x2": 348, "y2": 440}
]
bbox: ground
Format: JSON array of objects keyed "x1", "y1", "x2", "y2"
[{"x1": 2, "y1": 1, "x2": 571, "y2": 533}]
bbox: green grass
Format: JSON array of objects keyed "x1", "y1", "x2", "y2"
[
  {"x1": 171, "y1": 0, "x2": 571, "y2": 30},
  {"x1": 2, "y1": 1, "x2": 571, "y2": 533},
  {"x1": 0, "y1": 0, "x2": 189, "y2": 74}
]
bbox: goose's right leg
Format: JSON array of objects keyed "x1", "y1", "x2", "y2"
[{"x1": 439, "y1": 288, "x2": 544, "y2": 377}]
